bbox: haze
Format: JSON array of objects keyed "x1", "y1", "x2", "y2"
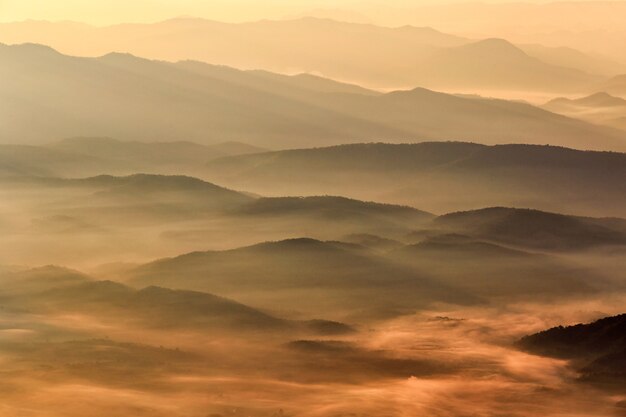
[
  {"x1": 1, "y1": 1, "x2": 625, "y2": 417},
  {"x1": 2, "y1": 0, "x2": 608, "y2": 24}
]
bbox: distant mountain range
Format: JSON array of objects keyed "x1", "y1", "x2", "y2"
[
  {"x1": 543, "y1": 92, "x2": 626, "y2": 131},
  {"x1": 3, "y1": 166, "x2": 625, "y2": 314},
  {"x1": 127, "y1": 208, "x2": 623, "y2": 313},
  {"x1": 0, "y1": 137, "x2": 265, "y2": 177},
  {"x1": 347, "y1": 2, "x2": 626, "y2": 66},
  {"x1": 6, "y1": 168, "x2": 625, "y2": 250},
  {"x1": 3, "y1": 139, "x2": 626, "y2": 221},
  {"x1": 0, "y1": 18, "x2": 610, "y2": 92},
  {"x1": 204, "y1": 141, "x2": 626, "y2": 217},
  {"x1": 3, "y1": 43, "x2": 624, "y2": 149}
]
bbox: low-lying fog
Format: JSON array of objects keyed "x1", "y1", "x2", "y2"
[
  {"x1": 1, "y1": 296, "x2": 625, "y2": 417},
  {"x1": 1, "y1": 161, "x2": 625, "y2": 417}
]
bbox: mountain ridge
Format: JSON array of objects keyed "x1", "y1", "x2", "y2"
[
  {"x1": 0, "y1": 18, "x2": 607, "y2": 92},
  {"x1": 1, "y1": 43, "x2": 624, "y2": 150}
]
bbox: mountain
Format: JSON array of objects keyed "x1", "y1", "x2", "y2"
[
  {"x1": 49, "y1": 137, "x2": 266, "y2": 173},
  {"x1": 413, "y1": 38, "x2": 597, "y2": 91},
  {"x1": 0, "y1": 137, "x2": 267, "y2": 178},
  {"x1": 519, "y1": 314, "x2": 626, "y2": 388},
  {"x1": 542, "y1": 93, "x2": 626, "y2": 131},
  {"x1": 434, "y1": 207, "x2": 626, "y2": 251},
  {"x1": 226, "y1": 196, "x2": 434, "y2": 240},
  {"x1": 238, "y1": 196, "x2": 432, "y2": 226},
  {"x1": 13, "y1": 174, "x2": 255, "y2": 225},
  {"x1": 0, "y1": 43, "x2": 397, "y2": 147},
  {"x1": 390, "y1": 234, "x2": 594, "y2": 298},
  {"x1": 9, "y1": 278, "x2": 289, "y2": 331},
  {"x1": 401, "y1": 233, "x2": 533, "y2": 258},
  {"x1": 4, "y1": 172, "x2": 433, "y2": 234},
  {"x1": 0, "y1": 18, "x2": 602, "y2": 92},
  {"x1": 551, "y1": 92, "x2": 626, "y2": 108},
  {"x1": 317, "y1": 87, "x2": 626, "y2": 151},
  {"x1": 2, "y1": 172, "x2": 442, "y2": 266},
  {"x1": 0, "y1": 144, "x2": 108, "y2": 177},
  {"x1": 204, "y1": 142, "x2": 626, "y2": 217},
  {"x1": 2, "y1": 173, "x2": 254, "y2": 231},
  {"x1": 519, "y1": 44, "x2": 626, "y2": 78},
  {"x1": 597, "y1": 75, "x2": 626, "y2": 97},
  {"x1": 341, "y1": 233, "x2": 404, "y2": 252},
  {"x1": 365, "y1": 1, "x2": 626, "y2": 65},
  {"x1": 0, "y1": 265, "x2": 90, "y2": 295},
  {"x1": 2, "y1": 43, "x2": 623, "y2": 149},
  {"x1": 0, "y1": 266, "x2": 359, "y2": 340},
  {"x1": 173, "y1": 58, "x2": 379, "y2": 97},
  {"x1": 83, "y1": 174, "x2": 252, "y2": 205},
  {"x1": 128, "y1": 238, "x2": 476, "y2": 318}
]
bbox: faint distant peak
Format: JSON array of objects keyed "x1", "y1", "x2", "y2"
[
  {"x1": 158, "y1": 16, "x2": 225, "y2": 26},
  {"x1": 98, "y1": 51, "x2": 146, "y2": 63},
  {"x1": 547, "y1": 91, "x2": 626, "y2": 108},
  {"x1": 243, "y1": 237, "x2": 366, "y2": 254},
  {"x1": 577, "y1": 91, "x2": 626, "y2": 106},
  {"x1": 455, "y1": 38, "x2": 529, "y2": 58},
  {"x1": 0, "y1": 42, "x2": 61, "y2": 56}
]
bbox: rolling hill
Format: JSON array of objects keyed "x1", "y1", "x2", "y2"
[
  {"x1": 3, "y1": 173, "x2": 434, "y2": 235},
  {"x1": 0, "y1": 144, "x2": 108, "y2": 177},
  {"x1": 434, "y1": 207, "x2": 626, "y2": 251},
  {"x1": 1, "y1": 172, "x2": 446, "y2": 266},
  {"x1": 1, "y1": 270, "x2": 288, "y2": 331},
  {"x1": 237, "y1": 196, "x2": 433, "y2": 232},
  {"x1": 390, "y1": 234, "x2": 594, "y2": 298},
  {"x1": 519, "y1": 314, "x2": 626, "y2": 388},
  {"x1": 0, "y1": 137, "x2": 267, "y2": 178},
  {"x1": 84, "y1": 174, "x2": 253, "y2": 206},
  {"x1": 1, "y1": 173, "x2": 255, "y2": 232},
  {"x1": 204, "y1": 142, "x2": 626, "y2": 217},
  {"x1": 128, "y1": 238, "x2": 476, "y2": 318}
]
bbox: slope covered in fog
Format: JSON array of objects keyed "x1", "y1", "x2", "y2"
[
  {"x1": 0, "y1": 267, "x2": 291, "y2": 332},
  {"x1": 434, "y1": 207, "x2": 626, "y2": 251},
  {"x1": 238, "y1": 196, "x2": 432, "y2": 228},
  {"x1": 542, "y1": 92, "x2": 626, "y2": 131},
  {"x1": 390, "y1": 234, "x2": 594, "y2": 298},
  {"x1": 0, "y1": 137, "x2": 266, "y2": 178},
  {"x1": 129, "y1": 238, "x2": 475, "y2": 317},
  {"x1": 0, "y1": 173, "x2": 442, "y2": 266}
]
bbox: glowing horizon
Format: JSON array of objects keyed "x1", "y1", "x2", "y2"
[{"x1": 2, "y1": 0, "x2": 625, "y2": 26}]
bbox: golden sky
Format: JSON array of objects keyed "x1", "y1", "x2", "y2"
[
  {"x1": 0, "y1": 0, "x2": 613, "y2": 25},
  {"x1": 5, "y1": 0, "x2": 352, "y2": 24}
]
